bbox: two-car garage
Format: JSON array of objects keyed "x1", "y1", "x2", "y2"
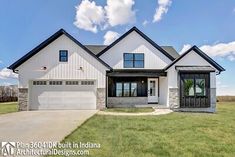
[{"x1": 29, "y1": 80, "x2": 97, "y2": 110}]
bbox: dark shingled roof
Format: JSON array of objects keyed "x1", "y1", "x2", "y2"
[
  {"x1": 84, "y1": 45, "x2": 108, "y2": 55},
  {"x1": 161, "y1": 46, "x2": 180, "y2": 59},
  {"x1": 85, "y1": 45, "x2": 179, "y2": 59}
]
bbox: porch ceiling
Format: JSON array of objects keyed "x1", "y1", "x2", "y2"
[{"x1": 107, "y1": 69, "x2": 167, "y2": 77}]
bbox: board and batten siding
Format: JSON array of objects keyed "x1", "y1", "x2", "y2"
[
  {"x1": 166, "y1": 50, "x2": 217, "y2": 107},
  {"x1": 100, "y1": 31, "x2": 172, "y2": 69},
  {"x1": 16, "y1": 34, "x2": 108, "y2": 88}
]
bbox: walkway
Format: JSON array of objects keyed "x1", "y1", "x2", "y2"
[{"x1": 97, "y1": 108, "x2": 173, "y2": 116}]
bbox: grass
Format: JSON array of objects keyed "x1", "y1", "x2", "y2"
[
  {"x1": 104, "y1": 107, "x2": 154, "y2": 113},
  {"x1": 49, "y1": 102, "x2": 235, "y2": 157},
  {"x1": 0, "y1": 102, "x2": 18, "y2": 114}
]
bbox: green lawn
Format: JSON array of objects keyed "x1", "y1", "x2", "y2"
[
  {"x1": 52, "y1": 102, "x2": 235, "y2": 157},
  {"x1": 104, "y1": 107, "x2": 154, "y2": 113},
  {"x1": 0, "y1": 102, "x2": 18, "y2": 114}
]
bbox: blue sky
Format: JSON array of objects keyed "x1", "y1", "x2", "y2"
[{"x1": 0, "y1": 0, "x2": 235, "y2": 95}]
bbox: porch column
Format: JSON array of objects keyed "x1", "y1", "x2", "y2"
[{"x1": 169, "y1": 88, "x2": 179, "y2": 109}]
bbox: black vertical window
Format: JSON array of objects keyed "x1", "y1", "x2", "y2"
[
  {"x1": 59, "y1": 50, "x2": 68, "y2": 62},
  {"x1": 116, "y1": 83, "x2": 122, "y2": 97}
]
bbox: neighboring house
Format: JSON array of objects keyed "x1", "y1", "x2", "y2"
[{"x1": 8, "y1": 27, "x2": 225, "y2": 112}]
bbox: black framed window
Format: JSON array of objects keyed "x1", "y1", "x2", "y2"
[
  {"x1": 195, "y1": 79, "x2": 206, "y2": 96},
  {"x1": 131, "y1": 83, "x2": 137, "y2": 96},
  {"x1": 115, "y1": 82, "x2": 137, "y2": 97},
  {"x1": 183, "y1": 79, "x2": 195, "y2": 96},
  {"x1": 124, "y1": 53, "x2": 144, "y2": 68},
  {"x1": 123, "y1": 83, "x2": 130, "y2": 97},
  {"x1": 59, "y1": 50, "x2": 68, "y2": 62},
  {"x1": 116, "y1": 83, "x2": 122, "y2": 97}
]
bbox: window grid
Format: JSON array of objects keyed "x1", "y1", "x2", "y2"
[
  {"x1": 33, "y1": 81, "x2": 47, "y2": 85},
  {"x1": 124, "y1": 53, "x2": 144, "y2": 68},
  {"x1": 81, "y1": 81, "x2": 95, "y2": 85},
  {"x1": 59, "y1": 50, "x2": 68, "y2": 62},
  {"x1": 49, "y1": 81, "x2": 63, "y2": 85},
  {"x1": 65, "y1": 81, "x2": 79, "y2": 85},
  {"x1": 115, "y1": 82, "x2": 137, "y2": 97}
]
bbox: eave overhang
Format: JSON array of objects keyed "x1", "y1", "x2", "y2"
[{"x1": 106, "y1": 69, "x2": 167, "y2": 77}]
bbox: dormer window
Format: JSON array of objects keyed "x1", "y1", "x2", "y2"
[
  {"x1": 124, "y1": 53, "x2": 144, "y2": 68},
  {"x1": 59, "y1": 50, "x2": 68, "y2": 62}
]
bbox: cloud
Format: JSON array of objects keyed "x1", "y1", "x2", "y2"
[
  {"x1": 153, "y1": 0, "x2": 172, "y2": 22},
  {"x1": 73, "y1": 0, "x2": 105, "y2": 33},
  {"x1": 0, "y1": 60, "x2": 2, "y2": 64},
  {"x1": 103, "y1": 31, "x2": 120, "y2": 45},
  {"x1": 142, "y1": 20, "x2": 149, "y2": 26},
  {"x1": 179, "y1": 41, "x2": 235, "y2": 61},
  {"x1": 179, "y1": 44, "x2": 191, "y2": 54},
  {"x1": 74, "y1": 0, "x2": 136, "y2": 33},
  {"x1": 105, "y1": 0, "x2": 136, "y2": 27},
  {"x1": 200, "y1": 41, "x2": 235, "y2": 57},
  {"x1": 0, "y1": 68, "x2": 18, "y2": 79},
  {"x1": 227, "y1": 55, "x2": 235, "y2": 61}
]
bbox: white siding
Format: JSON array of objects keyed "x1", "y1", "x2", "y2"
[
  {"x1": 16, "y1": 35, "x2": 108, "y2": 88},
  {"x1": 100, "y1": 31, "x2": 172, "y2": 69},
  {"x1": 159, "y1": 76, "x2": 168, "y2": 105}
]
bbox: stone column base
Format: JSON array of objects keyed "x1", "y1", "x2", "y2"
[
  {"x1": 18, "y1": 88, "x2": 28, "y2": 111},
  {"x1": 169, "y1": 88, "x2": 179, "y2": 109},
  {"x1": 97, "y1": 88, "x2": 106, "y2": 109}
]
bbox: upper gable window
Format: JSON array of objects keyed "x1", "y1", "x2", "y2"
[
  {"x1": 124, "y1": 53, "x2": 144, "y2": 68},
  {"x1": 59, "y1": 50, "x2": 68, "y2": 62}
]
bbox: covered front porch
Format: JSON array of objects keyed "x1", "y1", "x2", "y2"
[{"x1": 106, "y1": 69, "x2": 167, "y2": 108}]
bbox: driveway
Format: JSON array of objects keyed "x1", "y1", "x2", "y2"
[{"x1": 0, "y1": 110, "x2": 97, "y2": 142}]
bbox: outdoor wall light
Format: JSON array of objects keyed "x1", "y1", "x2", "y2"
[
  {"x1": 141, "y1": 80, "x2": 144, "y2": 83},
  {"x1": 41, "y1": 66, "x2": 47, "y2": 70},
  {"x1": 77, "y1": 67, "x2": 83, "y2": 71}
]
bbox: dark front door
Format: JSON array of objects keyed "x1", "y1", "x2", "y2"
[{"x1": 180, "y1": 73, "x2": 210, "y2": 108}]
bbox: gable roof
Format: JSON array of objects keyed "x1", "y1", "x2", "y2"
[
  {"x1": 8, "y1": 29, "x2": 112, "y2": 70},
  {"x1": 164, "y1": 45, "x2": 225, "y2": 72},
  {"x1": 96, "y1": 27, "x2": 176, "y2": 61}
]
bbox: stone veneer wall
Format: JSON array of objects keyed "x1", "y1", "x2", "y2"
[
  {"x1": 97, "y1": 88, "x2": 106, "y2": 109},
  {"x1": 107, "y1": 97, "x2": 148, "y2": 108},
  {"x1": 18, "y1": 88, "x2": 28, "y2": 111},
  {"x1": 169, "y1": 88, "x2": 179, "y2": 109}
]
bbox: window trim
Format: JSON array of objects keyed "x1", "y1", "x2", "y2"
[
  {"x1": 59, "y1": 50, "x2": 68, "y2": 62},
  {"x1": 115, "y1": 82, "x2": 138, "y2": 97},
  {"x1": 123, "y1": 53, "x2": 144, "y2": 68}
]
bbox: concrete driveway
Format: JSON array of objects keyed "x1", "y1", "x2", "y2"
[{"x1": 0, "y1": 110, "x2": 97, "y2": 142}]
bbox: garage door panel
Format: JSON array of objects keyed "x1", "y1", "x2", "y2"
[{"x1": 30, "y1": 80, "x2": 97, "y2": 110}]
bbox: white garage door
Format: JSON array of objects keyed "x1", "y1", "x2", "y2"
[{"x1": 29, "y1": 80, "x2": 96, "y2": 110}]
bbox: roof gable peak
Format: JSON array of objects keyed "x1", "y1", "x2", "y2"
[{"x1": 97, "y1": 26, "x2": 176, "y2": 61}]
